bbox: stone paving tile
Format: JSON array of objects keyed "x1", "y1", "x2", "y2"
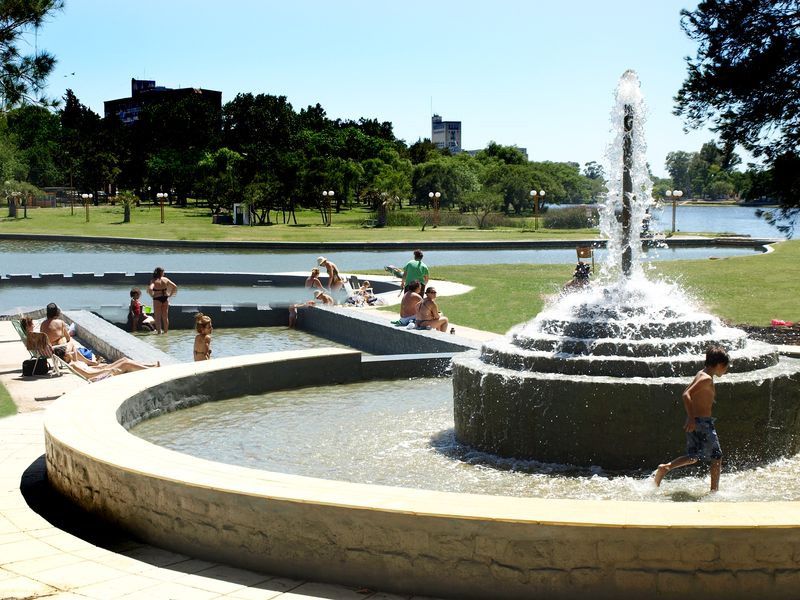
[
  {"x1": 0, "y1": 530, "x2": 29, "y2": 545},
  {"x1": 0, "y1": 574, "x2": 58, "y2": 598},
  {"x1": 4, "y1": 550, "x2": 85, "y2": 577},
  {"x1": 117, "y1": 580, "x2": 222, "y2": 600},
  {"x1": 71, "y1": 573, "x2": 163, "y2": 599},
  {"x1": 178, "y1": 563, "x2": 272, "y2": 592},
  {"x1": 43, "y1": 531, "x2": 97, "y2": 553},
  {"x1": 277, "y1": 581, "x2": 378, "y2": 600},
  {"x1": 0, "y1": 537, "x2": 61, "y2": 564},
  {"x1": 121, "y1": 544, "x2": 191, "y2": 567},
  {"x1": 223, "y1": 577, "x2": 304, "y2": 600},
  {"x1": 35, "y1": 560, "x2": 130, "y2": 590},
  {"x1": 146, "y1": 557, "x2": 217, "y2": 578}
]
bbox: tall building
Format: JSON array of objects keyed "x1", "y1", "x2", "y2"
[
  {"x1": 104, "y1": 78, "x2": 222, "y2": 125},
  {"x1": 431, "y1": 114, "x2": 461, "y2": 153}
]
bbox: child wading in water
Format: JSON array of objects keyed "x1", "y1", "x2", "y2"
[
  {"x1": 654, "y1": 346, "x2": 730, "y2": 492},
  {"x1": 193, "y1": 313, "x2": 213, "y2": 361}
]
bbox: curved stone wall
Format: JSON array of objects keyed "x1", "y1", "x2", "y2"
[{"x1": 45, "y1": 350, "x2": 800, "y2": 600}]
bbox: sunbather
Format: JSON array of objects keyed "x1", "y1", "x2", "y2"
[{"x1": 54, "y1": 347, "x2": 158, "y2": 382}]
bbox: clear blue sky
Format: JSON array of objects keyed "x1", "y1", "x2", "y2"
[{"x1": 34, "y1": 0, "x2": 716, "y2": 177}]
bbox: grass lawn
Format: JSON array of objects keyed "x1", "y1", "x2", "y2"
[
  {"x1": 376, "y1": 240, "x2": 800, "y2": 333},
  {"x1": 0, "y1": 204, "x2": 598, "y2": 243},
  {"x1": 0, "y1": 382, "x2": 16, "y2": 418}
]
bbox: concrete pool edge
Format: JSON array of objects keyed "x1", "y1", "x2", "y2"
[{"x1": 44, "y1": 350, "x2": 800, "y2": 600}]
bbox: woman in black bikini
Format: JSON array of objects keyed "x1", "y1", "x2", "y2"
[{"x1": 147, "y1": 267, "x2": 178, "y2": 334}]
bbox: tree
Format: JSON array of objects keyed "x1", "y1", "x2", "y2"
[
  {"x1": 675, "y1": 0, "x2": 800, "y2": 207},
  {"x1": 6, "y1": 104, "x2": 61, "y2": 185},
  {"x1": 460, "y1": 190, "x2": 504, "y2": 229},
  {"x1": 0, "y1": 0, "x2": 62, "y2": 109},
  {"x1": 59, "y1": 89, "x2": 119, "y2": 193},
  {"x1": 665, "y1": 151, "x2": 693, "y2": 194}
]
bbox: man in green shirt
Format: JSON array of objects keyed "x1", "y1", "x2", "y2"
[{"x1": 401, "y1": 249, "x2": 429, "y2": 294}]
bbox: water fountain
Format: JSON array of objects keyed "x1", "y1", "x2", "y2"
[
  {"x1": 452, "y1": 71, "x2": 800, "y2": 470},
  {"x1": 42, "y1": 72, "x2": 800, "y2": 599}
]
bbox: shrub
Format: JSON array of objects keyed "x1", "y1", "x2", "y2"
[
  {"x1": 385, "y1": 210, "x2": 423, "y2": 227},
  {"x1": 542, "y1": 206, "x2": 597, "y2": 229}
]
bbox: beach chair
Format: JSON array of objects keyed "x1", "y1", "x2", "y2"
[{"x1": 13, "y1": 320, "x2": 64, "y2": 377}]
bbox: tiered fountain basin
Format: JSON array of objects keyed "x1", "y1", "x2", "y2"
[
  {"x1": 45, "y1": 349, "x2": 800, "y2": 600},
  {"x1": 453, "y1": 281, "x2": 800, "y2": 470}
]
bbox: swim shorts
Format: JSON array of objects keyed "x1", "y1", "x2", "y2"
[{"x1": 686, "y1": 417, "x2": 722, "y2": 461}]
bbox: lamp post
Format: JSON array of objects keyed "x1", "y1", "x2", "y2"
[
  {"x1": 156, "y1": 192, "x2": 168, "y2": 224},
  {"x1": 322, "y1": 190, "x2": 334, "y2": 226},
  {"x1": 665, "y1": 189, "x2": 683, "y2": 234},
  {"x1": 81, "y1": 193, "x2": 93, "y2": 223},
  {"x1": 428, "y1": 191, "x2": 441, "y2": 227},
  {"x1": 529, "y1": 189, "x2": 545, "y2": 231}
]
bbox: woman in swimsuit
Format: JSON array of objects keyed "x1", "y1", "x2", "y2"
[{"x1": 147, "y1": 267, "x2": 178, "y2": 334}]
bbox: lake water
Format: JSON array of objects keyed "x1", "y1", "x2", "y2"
[
  {"x1": 132, "y1": 377, "x2": 800, "y2": 503},
  {"x1": 649, "y1": 204, "x2": 788, "y2": 238}
]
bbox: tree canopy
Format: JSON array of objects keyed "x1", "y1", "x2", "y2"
[
  {"x1": 0, "y1": 0, "x2": 62, "y2": 110},
  {"x1": 675, "y1": 0, "x2": 800, "y2": 208}
]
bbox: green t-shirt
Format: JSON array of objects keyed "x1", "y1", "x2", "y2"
[{"x1": 403, "y1": 259, "x2": 429, "y2": 285}]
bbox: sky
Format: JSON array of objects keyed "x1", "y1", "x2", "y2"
[{"x1": 32, "y1": 0, "x2": 720, "y2": 177}]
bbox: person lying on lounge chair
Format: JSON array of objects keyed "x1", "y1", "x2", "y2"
[
  {"x1": 54, "y1": 347, "x2": 158, "y2": 382},
  {"x1": 21, "y1": 317, "x2": 99, "y2": 366}
]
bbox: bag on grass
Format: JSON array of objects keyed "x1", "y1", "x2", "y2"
[{"x1": 22, "y1": 358, "x2": 49, "y2": 376}]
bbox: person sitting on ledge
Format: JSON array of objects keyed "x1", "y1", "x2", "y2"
[
  {"x1": 414, "y1": 287, "x2": 449, "y2": 332},
  {"x1": 392, "y1": 281, "x2": 422, "y2": 326},
  {"x1": 564, "y1": 260, "x2": 592, "y2": 291}
]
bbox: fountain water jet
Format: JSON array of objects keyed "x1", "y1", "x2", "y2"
[{"x1": 452, "y1": 71, "x2": 800, "y2": 470}]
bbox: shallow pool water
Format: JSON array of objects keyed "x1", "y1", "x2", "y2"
[
  {"x1": 132, "y1": 378, "x2": 800, "y2": 502},
  {"x1": 137, "y1": 327, "x2": 352, "y2": 362}
]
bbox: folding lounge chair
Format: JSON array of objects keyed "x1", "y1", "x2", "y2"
[{"x1": 13, "y1": 321, "x2": 64, "y2": 377}]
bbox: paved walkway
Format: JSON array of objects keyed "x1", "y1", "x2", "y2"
[{"x1": 0, "y1": 321, "x2": 443, "y2": 600}]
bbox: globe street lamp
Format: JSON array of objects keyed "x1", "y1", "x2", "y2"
[
  {"x1": 322, "y1": 190, "x2": 334, "y2": 226},
  {"x1": 81, "y1": 193, "x2": 93, "y2": 223},
  {"x1": 529, "y1": 189, "x2": 546, "y2": 231},
  {"x1": 156, "y1": 192, "x2": 168, "y2": 224},
  {"x1": 665, "y1": 189, "x2": 683, "y2": 234},
  {"x1": 428, "y1": 191, "x2": 441, "y2": 227}
]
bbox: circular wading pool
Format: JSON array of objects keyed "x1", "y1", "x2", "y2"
[
  {"x1": 44, "y1": 350, "x2": 800, "y2": 600},
  {"x1": 131, "y1": 377, "x2": 800, "y2": 503}
]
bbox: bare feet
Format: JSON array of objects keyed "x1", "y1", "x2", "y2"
[{"x1": 654, "y1": 464, "x2": 670, "y2": 487}]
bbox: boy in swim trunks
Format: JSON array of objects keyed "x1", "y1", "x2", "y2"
[{"x1": 654, "y1": 346, "x2": 729, "y2": 492}]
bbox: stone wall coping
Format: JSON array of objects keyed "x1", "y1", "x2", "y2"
[
  {"x1": 0, "y1": 231, "x2": 783, "y2": 250},
  {"x1": 44, "y1": 349, "x2": 800, "y2": 530}
]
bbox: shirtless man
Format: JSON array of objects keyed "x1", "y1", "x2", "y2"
[
  {"x1": 654, "y1": 346, "x2": 729, "y2": 492},
  {"x1": 39, "y1": 303, "x2": 71, "y2": 346},
  {"x1": 317, "y1": 256, "x2": 344, "y2": 294},
  {"x1": 396, "y1": 281, "x2": 422, "y2": 326},
  {"x1": 414, "y1": 287, "x2": 449, "y2": 332}
]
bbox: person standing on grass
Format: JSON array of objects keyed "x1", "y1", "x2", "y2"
[
  {"x1": 654, "y1": 346, "x2": 729, "y2": 492},
  {"x1": 401, "y1": 249, "x2": 429, "y2": 296}
]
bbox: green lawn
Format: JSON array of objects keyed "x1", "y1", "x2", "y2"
[
  {"x1": 376, "y1": 240, "x2": 800, "y2": 333},
  {"x1": 0, "y1": 382, "x2": 16, "y2": 418},
  {"x1": 0, "y1": 204, "x2": 597, "y2": 242}
]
